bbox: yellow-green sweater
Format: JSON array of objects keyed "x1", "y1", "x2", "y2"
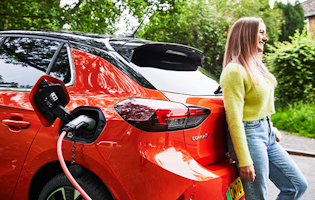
[{"x1": 220, "y1": 62, "x2": 275, "y2": 167}]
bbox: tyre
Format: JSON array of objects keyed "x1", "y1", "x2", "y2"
[{"x1": 38, "y1": 169, "x2": 113, "y2": 200}]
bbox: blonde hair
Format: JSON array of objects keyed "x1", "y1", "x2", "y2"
[{"x1": 223, "y1": 17, "x2": 277, "y2": 86}]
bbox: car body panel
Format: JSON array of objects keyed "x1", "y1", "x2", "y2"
[
  {"x1": 184, "y1": 97, "x2": 229, "y2": 165},
  {"x1": 0, "y1": 91, "x2": 42, "y2": 199},
  {"x1": 106, "y1": 126, "x2": 193, "y2": 200},
  {"x1": 161, "y1": 92, "x2": 229, "y2": 165},
  {"x1": 181, "y1": 158, "x2": 239, "y2": 200}
]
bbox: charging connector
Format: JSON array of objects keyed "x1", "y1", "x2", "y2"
[
  {"x1": 62, "y1": 115, "x2": 96, "y2": 132},
  {"x1": 57, "y1": 131, "x2": 92, "y2": 200},
  {"x1": 57, "y1": 115, "x2": 96, "y2": 200}
]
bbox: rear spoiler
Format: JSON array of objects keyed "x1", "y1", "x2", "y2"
[{"x1": 110, "y1": 40, "x2": 204, "y2": 71}]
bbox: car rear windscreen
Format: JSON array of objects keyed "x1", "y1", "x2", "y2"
[{"x1": 131, "y1": 63, "x2": 219, "y2": 96}]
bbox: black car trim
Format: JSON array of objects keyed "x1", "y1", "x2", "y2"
[
  {"x1": 46, "y1": 42, "x2": 65, "y2": 74},
  {"x1": 109, "y1": 40, "x2": 204, "y2": 65},
  {"x1": 0, "y1": 33, "x2": 68, "y2": 43},
  {"x1": 66, "y1": 44, "x2": 76, "y2": 87},
  {"x1": 133, "y1": 43, "x2": 204, "y2": 59}
]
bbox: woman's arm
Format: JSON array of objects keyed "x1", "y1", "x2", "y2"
[{"x1": 220, "y1": 63, "x2": 253, "y2": 167}]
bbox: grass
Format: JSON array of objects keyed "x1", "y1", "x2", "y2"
[{"x1": 272, "y1": 101, "x2": 315, "y2": 138}]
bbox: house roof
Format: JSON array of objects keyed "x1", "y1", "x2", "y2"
[{"x1": 302, "y1": 0, "x2": 315, "y2": 17}]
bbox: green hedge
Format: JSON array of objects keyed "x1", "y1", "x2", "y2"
[{"x1": 265, "y1": 28, "x2": 315, "y2": 104}]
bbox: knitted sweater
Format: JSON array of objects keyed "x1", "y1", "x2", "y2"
[{"x1": 220, "y1": 62, "x2": 275, "y2": 167}]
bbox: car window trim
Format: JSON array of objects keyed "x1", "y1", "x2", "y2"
[
  {"x1": 0, "y1": 34, "x2": 68, "y2": 43},
  {"x1": 46, "y1": 42, "x2": 65, "y2": 74},
  {"x1": 46, "y1": 42, "x2": 75, "y2": 88},
  {"x1": 65, "y1": 43, "x2": 76, "y2": 87}
]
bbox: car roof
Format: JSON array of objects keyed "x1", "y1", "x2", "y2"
[
  {"x1": 0, "y1": 30, "x2": 138, "y2": 50},
  {"x1": 0, "y1": 30, "x2": 203, "y2": 54}
]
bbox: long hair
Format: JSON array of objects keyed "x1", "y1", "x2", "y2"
[{"x1": 223, "y1": 17, "x2": 277, "y2": 86}]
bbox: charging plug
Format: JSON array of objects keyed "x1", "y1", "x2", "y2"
[{"x1": 63, "y1": 115, "x2": 96, "y2": 132}]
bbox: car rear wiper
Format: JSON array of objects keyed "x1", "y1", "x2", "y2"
[{"x1": 214, "y1": 85, "x2": 222, "y2": 94}]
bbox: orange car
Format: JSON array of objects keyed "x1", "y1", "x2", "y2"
[{"x1": 0, "y1": 30, "x2": 244, "y2": 200}]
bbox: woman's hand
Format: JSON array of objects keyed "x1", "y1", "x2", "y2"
[
  {"x1": 240, "y1": 164, "x2": 256, "y2": 182},
  {"x1": 273, "y1": 127, "x2": 282, "y2": 142}
]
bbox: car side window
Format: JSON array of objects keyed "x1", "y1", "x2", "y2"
[{"x1": 0, "y1": 37, "x2": 62, "y2": 89}]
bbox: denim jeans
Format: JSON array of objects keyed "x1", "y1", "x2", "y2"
[{"x1": 227, "y1": 116, "x2": 308, "y2": 200}]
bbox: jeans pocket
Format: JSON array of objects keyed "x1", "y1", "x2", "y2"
[{"x1": 243, "y1": 119, "x2": 262, "y2": 129}]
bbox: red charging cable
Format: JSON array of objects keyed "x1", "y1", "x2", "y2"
[{"x1": 57, "y1": 130, "x2": 92, "y2": 200}]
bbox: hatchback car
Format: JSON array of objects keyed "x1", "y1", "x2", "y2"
[{"x1": 0, "y1": 30, "x2": 244, "y2": 200}]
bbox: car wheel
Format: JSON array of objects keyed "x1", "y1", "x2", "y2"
[{"x1": 38, "y1": 169, "x2": 113, "y2": 200}]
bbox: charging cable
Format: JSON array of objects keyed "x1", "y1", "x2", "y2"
[{"x1": 57, "y1": 115, "x2": 96, "y2": 200}]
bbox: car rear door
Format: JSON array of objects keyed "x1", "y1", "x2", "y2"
[{"x1": 0, "y1": 35, "x2": 72, "y2": 198}]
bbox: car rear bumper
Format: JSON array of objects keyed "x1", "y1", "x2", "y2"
[{"x1": 179, "y1": 158, "x2": 242, "y2": 200}]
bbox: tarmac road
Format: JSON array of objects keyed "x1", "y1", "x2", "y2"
[{"x1": 267, "y1": 133, "x2": 315, "y2": 200}]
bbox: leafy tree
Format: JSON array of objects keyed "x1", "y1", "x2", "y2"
[
  {"x1": 276, "y1": 0, "x2": 305, "y2": 42},
  {"x1": 265, "y1": 28, "x2": 315, "y2": 104},
  {"x1": 0, "y1": 0, "x2": 64, "y2": 30},
  {"x1": 219, "y1": 0, "x2": 283, "y2": 45},
  {"x1": 59, "y1": 0, "x2": 123, "y2": 34},
  {"x1": 139, "y1": 0, "x2": 283, "y2": 80},
  {"x1": 0, "y1": 0, "x2": 179, "y2": 34}
]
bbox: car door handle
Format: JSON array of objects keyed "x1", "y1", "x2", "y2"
[{"x1": 2, "y1": 119, "x2": 30, "y2": 128}]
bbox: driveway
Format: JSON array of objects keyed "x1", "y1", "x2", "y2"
[{"x1": 268, "y1": 133, "x2": 315, "y2": 200}]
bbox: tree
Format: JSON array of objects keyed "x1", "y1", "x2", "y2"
[
  {"x1": 0, "y1": 0, "x2": 179, "y2": 34},
  {"x1": 139, "y1": 0, "x2": 283, "y2": 80},
  {"x1": 221, "y1": 0, "x2": 283, "y2": 46},
  {"x1": 276, "y1": 0, "x2": 305, "y2": 42},
  {"x1": 0, "y1": 0, "x2": 64, "y2": 31}
]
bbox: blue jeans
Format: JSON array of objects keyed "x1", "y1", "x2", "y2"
[{"x1": 227, "y1": 116, "x2": 308, "y2": 200}]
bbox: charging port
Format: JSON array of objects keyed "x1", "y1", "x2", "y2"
[{"x1": 60, "y1": 106, "x2": 106, "y2": 143}]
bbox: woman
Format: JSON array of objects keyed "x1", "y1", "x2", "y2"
[{"x1": 220, "y1": 17, "x2": 308, "y2": 199}]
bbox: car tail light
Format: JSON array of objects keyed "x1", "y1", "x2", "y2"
[{"x1": 114, "y1": 98, "x2": 210, "y2": 132}]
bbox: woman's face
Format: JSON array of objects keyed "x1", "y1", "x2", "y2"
[{"x1": 258, "y1": 22, "x2": 268, "y2": 53}]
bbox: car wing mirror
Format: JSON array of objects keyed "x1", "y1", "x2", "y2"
[{"x1": 29, "y1": 75, "x2": 72, "y2": 127}]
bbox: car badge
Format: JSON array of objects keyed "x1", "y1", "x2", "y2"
[{"x1": 192, "y1": 133, "x2": 209, "y2": 141}]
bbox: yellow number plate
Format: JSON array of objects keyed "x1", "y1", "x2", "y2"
[{"x1": 226, "y1": 177, "x2": 245, "y2": 200}]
